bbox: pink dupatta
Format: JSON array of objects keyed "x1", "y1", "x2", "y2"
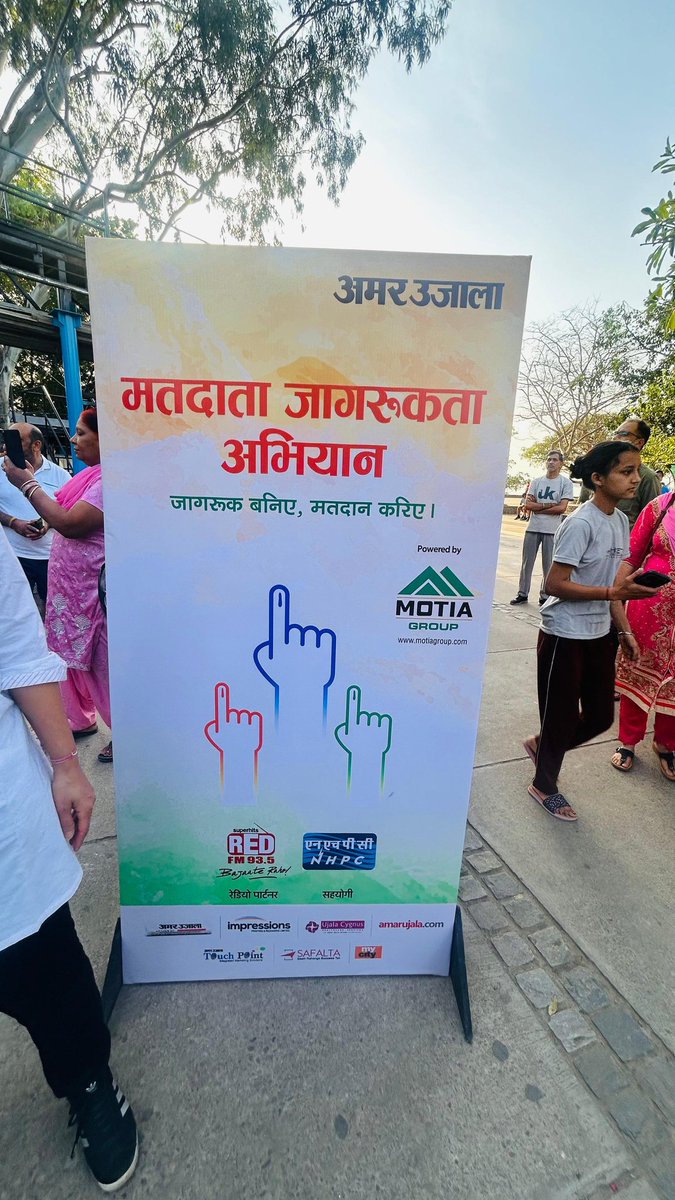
[{"x1": 55, "y1": 464, "x2": 102, "y2": 511}]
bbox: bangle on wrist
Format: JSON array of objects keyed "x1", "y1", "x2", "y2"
[
  {"x1": 618, "y1": 631, "x2": 634, "y2": 639},
  {"x1": 8, "y1": 516, "x2": 16, "y2": 530},
  {"x1": 50, "y1": 748, "x2": 78, "y2": 765}
]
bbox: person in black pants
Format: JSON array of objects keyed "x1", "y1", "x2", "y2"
[{"x1": 0, "y1": 528, "x2": 138, "y2": 1192}]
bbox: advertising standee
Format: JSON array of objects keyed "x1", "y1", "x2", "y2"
[{"x1": 86, "y1": 242, "x2": 530, "y2": 984}]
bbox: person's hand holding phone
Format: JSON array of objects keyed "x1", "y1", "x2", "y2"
[{"x1": 8, "y1": 517, "x2": 45, "y2": 540}]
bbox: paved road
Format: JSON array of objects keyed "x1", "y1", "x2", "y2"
[{"x1": 1, "y1": 517, "x2": 673, "y2": 1200}]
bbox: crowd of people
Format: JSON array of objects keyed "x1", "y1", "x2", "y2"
[
  {"x1": 517, "y1": 418, "x2": 675, "y2": 821},
  {"x1": 0, "y1": 412, "x2": 136, "y2": 1192}
]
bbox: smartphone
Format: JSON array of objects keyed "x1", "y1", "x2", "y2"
[
  {"x1": 638, "y1": 570, "x2": 671, "y2": 588},
  {"x1": 2, "y1": 429, "x2": 26, "y2": 469},
  {"x1": 30, "y1": 518, "x2": 45, "y2": 532}
]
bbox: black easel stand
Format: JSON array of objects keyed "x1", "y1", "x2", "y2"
[
  {"x1": 449, "y1": 906, "x2": 473, "y2": 1043},
  {"x1": 101, "y1": 918, "x2": 123, "y2": 1024}
]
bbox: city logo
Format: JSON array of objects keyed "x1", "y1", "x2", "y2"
[
  {"x1": 227, "y1": 826, "x2": 275, "y2": 864},
  {"x1": 378, "y1": 919, "x2": 444, "y2": 930},
  {"x1": 355, "y1": 946, "x2": 383, "y2": 959},
  {"x1": 396, "y1": 566, "x2": 474, "y2": 626},
  {"x1": 303, "y1": 833, "x2": 377, "y2": 871},
  {"x1": 227, "y1": 917, "x2": 291, "y2": 933},
  {"x1": 146, "y1": 923, "x2": 211, "y2": 937}
]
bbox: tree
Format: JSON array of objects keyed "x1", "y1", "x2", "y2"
[
  {"x1": 518, "y1": 303, "x2": 637, "y2": 459},
  {"x1": 522, "y1": 413, "x2": 621, "y2": 464},
  {"x1": 0, "y1": 0, "x2": 453, "y2": 420},
  {"x1": 633, "y1": 138, "x2": 675, "y2": 331},
  {"x1": 0, "y1": 0, "x2": 452, "y2": 237}
]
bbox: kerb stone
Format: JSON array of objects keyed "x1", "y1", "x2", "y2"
[
  {"x1": 593, "y1": 1007, "x2": 656, "y2": 1062},
  {"x1": 574, "y1": 1044, "x2": 627, "y2": 1101},
  {"x1": 463, "y1": 826, "x2": 483, "y2": 852},
  {"x1": 458, "y1": 875, "x2": 487, "y2": 902},
  {"x1": 607, "y1": 1087, "x2": 669, "y2": 1153},
  {"x1": 483, "y1": 871, "x2": 520, "y2": 900},
  {"x1": 469, "y1": 900, "x2": 510, "y2": 932},
  {"x1": 548, "y1": 1009, "x2": 596, "y2": 1053},
  {"x1": 562, "y1": 966, "x2": 610, "y2": 1012},
  {"x1": 515, "y1": 968, "x2": 560, "y2": 1010},
  {"x1": 466, "y1": 849, "x2": 501, "y2": 874},
  {"x1": 491, "y1": 932, "x2": 534, "y2": 968},
  {"x1": 530, "y1": 926, "x2": 574, "y2": 968},
  {"x1": 633, "y1": 1057, "x2": 675, "y2": 1124},
  {"x1": 503, "y1": 896, "x2": 547, "y2": 930}
]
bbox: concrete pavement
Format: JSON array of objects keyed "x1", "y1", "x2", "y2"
[{"x1": 1, "y1": 517, "x2": 673, "y2": 1200}]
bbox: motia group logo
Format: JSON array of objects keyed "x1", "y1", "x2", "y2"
[{"x1": 396, "y1": 566, "x2": 474, "y2": 628}]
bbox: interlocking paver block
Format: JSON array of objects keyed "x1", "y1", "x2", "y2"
[
  {"x1": 504, "y1": 896, "x2": 547, "y2": 929},
  {"x1": 574, "y1": 1044, "x2": 628, "y2": 1100},
  {"x1": 492, "y1": 932, "x2": 534, "y2": 968},
  {"x1": 607, "y1": 1087, "x2": 669, "y2": 1153},
  {"x1": 613, "y1": 1182, "x2": 663, "y2": 1200},
  {"x1": 470, "y1": 900, "x2": 510, "y2": 932},
  {"x1": 515, "y1": 968, "x2": 559, "y2": 1010},
  {"x1": 466, "y1": 849, "x2": 501, "y2": 874},
  {"x1": 484, "y1": 871, "x2": 520, "y2": 900},
  {"x1": 530, "y1": 926, "x2": 574, "y2": 968},
  {"x1": 634, "y1": 1058, "x2": 675, "y2": 1124},
  {"x1": 548, "y1": 1009, "x2": 596, "y2": 1053},
  {"x1": 458, "y1": 875, "x2": 487, "y2": 902},
  {"x1": 463, "y1": 826, "x2": 483, "y2": 852},
  {"x1": 593, "y1": 1007, "x2": 655, "y2": 1062},
  {"x1": 562, "y1": 966, "x2": 610, "y2": 1012}
]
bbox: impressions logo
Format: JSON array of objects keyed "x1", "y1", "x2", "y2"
[
  {"x1": 227, "y1": 916, "x2": 291, "y2": 933},
  {"x1": 303, "y1": 833, "x2": 377, "y2": 871},
  {"x1": 396, "y1": 567, "x2": 474, "y2": 623},
  {"x1": 355, "y1": 946, "x2": 383, "y2": 960}
]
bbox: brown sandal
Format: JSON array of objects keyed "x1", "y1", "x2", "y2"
[{"x1": 653, "y1": 744, "x2": 675, "y2": 781}]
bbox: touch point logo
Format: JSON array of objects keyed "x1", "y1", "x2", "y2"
[{"x1": 396, "y1": 566, "x2": 474, "y2": 623}]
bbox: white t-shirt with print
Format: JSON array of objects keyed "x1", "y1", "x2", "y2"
[
  {"x1": 527, "y1": 472, "x2": 574, "y2": 534},
  {"x1": 540, "y1": 501, "x2": 629, "y2": 640}
]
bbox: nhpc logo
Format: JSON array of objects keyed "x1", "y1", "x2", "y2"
[{"x1": 396, "y1": 566, "x2": 474, "y2": 627}]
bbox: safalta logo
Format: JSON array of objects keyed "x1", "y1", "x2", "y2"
[{"x1": 396, "y1": 566, "x2": 474, "y2": 630}]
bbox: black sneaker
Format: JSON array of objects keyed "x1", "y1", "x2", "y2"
[
  {"x1": 510, "y1": 594, "x2": 528, "y2": 605},
  {"x1": 68, "y1": 1067, "x2": 138, "y2": 1192}
]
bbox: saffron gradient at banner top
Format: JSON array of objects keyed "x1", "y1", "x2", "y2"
[{"x1": 85, "y1": 242, "x2": 530, "y2": 984}]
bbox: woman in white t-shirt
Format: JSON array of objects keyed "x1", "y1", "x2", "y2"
[
  {"x1": 0, "y1": 535, "x2": 138, "y2": 1191},
  {"x1": 522, "y1": 441, "x2": 659, "y2": 821}
]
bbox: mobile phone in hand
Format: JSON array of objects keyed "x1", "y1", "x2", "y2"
[
  {"x1": 638, "y1": 570, "x2": 671, "y2": 588},
  {"x1": 30, "y1": 518, "x2": 45, "y2": 532},
  {"x1": 2, "y1": 429, "x2": 26, "y2": 469}
]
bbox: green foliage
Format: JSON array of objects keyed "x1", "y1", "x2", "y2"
[
  {"x1": 633, "y1": 138, "x2": 675, "y2": 331},
  {"x1": 0, "y1": 0, "x2": 453, "y2": 242},
  {"x1": 523, "y1": 411, "x2": 621, "y2": 464}
]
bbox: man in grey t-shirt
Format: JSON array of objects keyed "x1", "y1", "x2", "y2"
[{"x1": 511, "y1": 451, "x2": 575, "y2": 606}]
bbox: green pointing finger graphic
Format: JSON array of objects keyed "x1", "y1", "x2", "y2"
[{"x1": 334, "y1": 684, "x2": 393, "y2": 793}]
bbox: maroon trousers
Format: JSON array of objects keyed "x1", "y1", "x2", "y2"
[{"x1": 533, "y1": 630, "x2": 616, "y2": 795}]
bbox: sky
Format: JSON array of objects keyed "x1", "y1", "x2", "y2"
[{"x1": 265, "y1": 0, "x2": 674, "y2": 327}]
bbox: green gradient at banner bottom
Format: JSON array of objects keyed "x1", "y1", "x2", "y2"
[{"x1": 119, "y1": 849, "x2": 459, "y2": 907}]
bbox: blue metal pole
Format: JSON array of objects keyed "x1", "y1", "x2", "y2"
[{"x1": 52, "y1": 309, "x2": 84, "y2": 473}]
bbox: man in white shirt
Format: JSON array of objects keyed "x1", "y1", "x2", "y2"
[
  {"x1": 511, "y1": 450, "x2": 575, "y2": 606},
  {"x1": 0, "y1": 423, "x2": 70, "y2": 605}
]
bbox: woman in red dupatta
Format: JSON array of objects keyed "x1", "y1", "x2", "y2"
[
  {"x1": 2, "y1": 409, "x2": 112, "y2": 763},
  {"x1": 611, "y1": 492, "x2": 675, "y2": 779}
]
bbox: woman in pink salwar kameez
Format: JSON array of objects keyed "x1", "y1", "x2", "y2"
[
  {"x1": 611, "y1": 492, "x2": 675, "y2": 780},
  {"x1": 3, "y1": 409, "x2": 112, "y2": 763}
]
